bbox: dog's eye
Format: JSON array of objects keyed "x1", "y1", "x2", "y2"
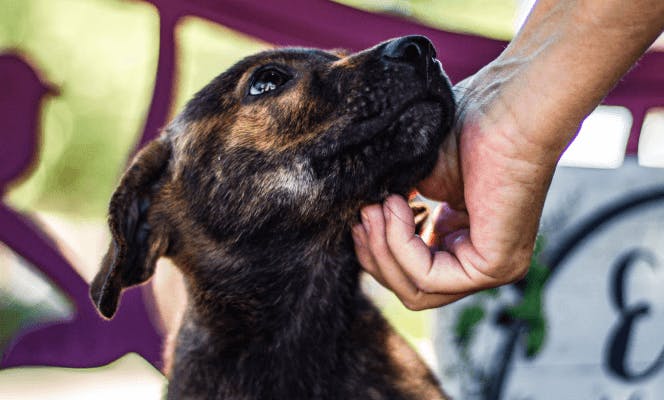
[{"x1": 249, "y1": 67, "x2": 290, "y2": 96}]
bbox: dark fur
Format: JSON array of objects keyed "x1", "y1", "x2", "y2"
[{"x1": 91, "y1": 36, "x2": 454, "y2": 399}]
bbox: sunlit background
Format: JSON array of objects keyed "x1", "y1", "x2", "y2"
[{"x1": 1, "y1": 0, "x2": 663, "y2": 398}]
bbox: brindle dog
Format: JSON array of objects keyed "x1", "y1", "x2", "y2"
[{"x1": 90, "y1": 35, "x2": 455, "y2": 399}]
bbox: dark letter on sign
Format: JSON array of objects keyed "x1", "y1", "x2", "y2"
[{"x1": 606, "y1": 249, "x2": 664, "y2": 381}]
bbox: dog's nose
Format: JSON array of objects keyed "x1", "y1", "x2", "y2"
[{"x1": 382, "y1": 35, "x2": 436, "y2": 71}]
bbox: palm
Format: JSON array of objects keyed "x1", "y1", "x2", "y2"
[{"x1": 421, "y1": 107, "x2": 546, "y2": 285}]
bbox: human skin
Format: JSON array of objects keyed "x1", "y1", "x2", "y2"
[{"x1": 352, "y1": 0, "x2": 664, "y2": 310}]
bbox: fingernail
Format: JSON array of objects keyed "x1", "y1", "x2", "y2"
[{"x1": 361, "y1": 211, "x2": 371, "y2": 233}]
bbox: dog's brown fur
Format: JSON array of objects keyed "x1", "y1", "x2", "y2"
[{"x1": 90, "y1": 36, "x2": 454, "y2": 399}]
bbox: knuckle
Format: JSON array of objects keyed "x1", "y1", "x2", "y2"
[{"x1": 483, "y1": 249, "x2": 532, "y2": 284}]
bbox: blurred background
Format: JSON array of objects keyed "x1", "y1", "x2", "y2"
[{"x1": 1, "y1": 0, "x2": 663, "y2": 399}]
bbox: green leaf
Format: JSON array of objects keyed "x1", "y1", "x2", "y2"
[{"x1": 454, "y1": 304, "x2": 485, "y2": 352}]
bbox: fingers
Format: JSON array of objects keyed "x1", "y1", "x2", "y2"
[
  {"x1": 382, "y1": 196, "x2": 492, "y2": 295},
  {"x1": 353, "y1": 195, "x2": 518, "y2": 310},
  {"x1": 382, "y1": 196, "x2": 434, "y2": 282},
  {"x1": 360, "y1": 203, "x2": 422, "y2": 303},
  {"x1": 353, "y1": 197, "x2": 468, "y2": 310},
  {"x1": 352, "y1": 223, "x2": 386, "y2": 287}
]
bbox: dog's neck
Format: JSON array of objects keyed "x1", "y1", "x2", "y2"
[
  {"x1": 187, "y1": 221, "x2": 357, "y2": 320},
  {"x1": 169, "y1": 223, "x2": 376, "y2": 398}
]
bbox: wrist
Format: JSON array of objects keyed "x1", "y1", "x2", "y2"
[
  {"x1": 456, "y1": 59, "x2": 566, "y2": 168},
  {"x1": 483, "y1": 0, "x2": 664, "y2": 159}
]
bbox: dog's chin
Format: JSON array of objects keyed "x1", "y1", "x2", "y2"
[
  {"x1": 351, "y1": 101, "x2": 448, "y2": 203},
  {"x1": 377, "y1": 101, "x2": 445, "y2": 166},
  {"x1": 387, "y1": 101, "x2": 444, "y2": 155}
]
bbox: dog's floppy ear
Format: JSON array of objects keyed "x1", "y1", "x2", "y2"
[{"x1": 90, "y1": 138, "x2": 171, "y2": 319}]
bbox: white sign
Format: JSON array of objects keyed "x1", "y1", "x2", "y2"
[{"x1": 435, "y1": 158, "x2": 664, "y2": 400}]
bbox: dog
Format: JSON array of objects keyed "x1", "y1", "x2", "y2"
[{"x1": 90, "y1": 35, "x2": 455, "y2": 399}]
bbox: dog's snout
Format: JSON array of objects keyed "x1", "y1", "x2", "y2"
[{"x1": 382, "y1": 35, "x2": 436, "y2": 71}]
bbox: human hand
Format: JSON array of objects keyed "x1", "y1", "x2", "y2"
[
  {"x1": 352, "y1": 69, "x2": 560, "y2": 310},
  {"x1": 352, "y1": 0, "x2": 664, "y2": 310}
]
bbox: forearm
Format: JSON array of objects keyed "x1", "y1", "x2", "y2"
[{"x1": 470, "y1": 0, "x2": 664, "y2": 163}]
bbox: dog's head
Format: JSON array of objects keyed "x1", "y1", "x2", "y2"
[{"x1": 91, "y1": 35, "x2": 454, "y2": 318}]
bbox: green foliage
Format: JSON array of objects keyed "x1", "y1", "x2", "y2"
[
  {"x1": 454, "y1": 304, "x2": 485, "y2": 353},
  {"x1": 505, "y1": 235, "x2": 550, "y2": 358},
  {"x1": 453, "y1": 235, "x2": 551, "y2": 359},
  {"x1": 452, "y1": 287, "x2": 499, "y2": 357}
]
